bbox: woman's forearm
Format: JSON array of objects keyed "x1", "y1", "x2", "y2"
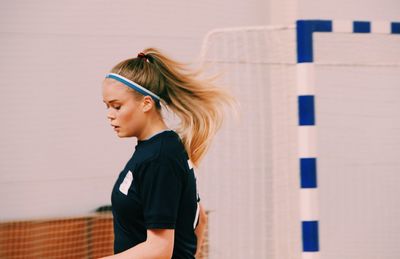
[
  {"x1": 194, "y1": 204, "x2": 208, "y2": 257},
  {"x1": 100, "y1": 239, "x2": 172, "y2": 259},
  {"x1": 195, "y1": 223, "x2": 206, "y2": 257},
  {"x1": 100, "y1": 229, "x2": 174, "y2": 259}
]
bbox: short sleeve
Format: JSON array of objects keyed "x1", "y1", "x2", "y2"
[{"x1": 138, "y1": 159, "x2": 182, "y2": 229}]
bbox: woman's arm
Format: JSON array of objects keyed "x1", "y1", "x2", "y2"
[
  {"x1": 100, "y1": 229, "x2": 174, "y2": 259},
  {"x1": 194, "y1": 203, "x2": 208, "y2": 258}
]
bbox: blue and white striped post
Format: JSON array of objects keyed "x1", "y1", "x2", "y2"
[{"x1": 295, "y1": 19, "x2": 400, "y2": 259}]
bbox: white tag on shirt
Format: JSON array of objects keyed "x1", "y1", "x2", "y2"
[
  {"x1": 119, "y1": 170, "x2": 133, "y2": 195},
  {"x1": 187, "y1": 159, "x2": 194, "y2": 170}
]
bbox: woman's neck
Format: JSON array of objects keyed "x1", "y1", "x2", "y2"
[{"x1": 137, "y1": 114, "x2": 168, "y2": 141}]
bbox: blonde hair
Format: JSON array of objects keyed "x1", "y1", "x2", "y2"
[{"x1": 109, "y1": 47, "x2": 234, "y2": 167}]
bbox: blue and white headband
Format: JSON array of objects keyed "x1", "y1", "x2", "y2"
[{"x1": 105, "y1": 73, "x2": 161, "y2": 103}]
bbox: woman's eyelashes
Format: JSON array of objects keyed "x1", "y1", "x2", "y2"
[{"x1": 105, "y1": 104, "x2": 121, "y2": 110}]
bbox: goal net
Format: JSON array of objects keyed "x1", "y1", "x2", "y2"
[{"x1": 196, "y1": 22, "x2": 400, "y2": 259}]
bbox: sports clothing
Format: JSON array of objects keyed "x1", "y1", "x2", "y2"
[{"x1": 111, "y1": 130, "x2": 201, "y2": 258}]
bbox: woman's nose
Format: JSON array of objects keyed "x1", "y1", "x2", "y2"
[{"x1": 107, "y1": 109, "x2": 116, "y2": 120}]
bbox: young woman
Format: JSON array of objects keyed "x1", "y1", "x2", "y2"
[{"x1": 101, "y1": 48, "x2": 233, "y2": 259}]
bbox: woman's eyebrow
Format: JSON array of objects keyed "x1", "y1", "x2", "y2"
[{"x1": 103, "y1": 99, "x2": 119, "y2": 104}]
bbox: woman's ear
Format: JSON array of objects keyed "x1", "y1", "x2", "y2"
[{"x1": 142, "y1": 96, "x2": 154, "y2": 112}]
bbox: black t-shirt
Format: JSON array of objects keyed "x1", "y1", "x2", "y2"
[{"x1": 111, "y1": 130, "x2": 201, "y2": 258}]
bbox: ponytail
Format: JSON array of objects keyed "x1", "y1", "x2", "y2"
[{"x1": 109, "y1": 48, "x2": 234, "y2": 167}]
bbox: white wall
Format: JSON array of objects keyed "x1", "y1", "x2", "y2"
[
  {"x1": 0, "y1": 0, "x2": 398, "y2": 225},
  {"x1": 0, "y1": 0, "x2": 269, "y2": 221},
  {"x1": 269, "y1": 0, "x2": 400, "y2": 24},
  {"x1": 298, "y1": 0, "x2": 400, "y2": 21}
]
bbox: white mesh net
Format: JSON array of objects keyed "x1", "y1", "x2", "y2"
[
  {"x1": 197, "y1": 25, "x2": 301, "y2": 259},
  {"x1": 196, "y1": 25, "x2": 400, "y2": 259}
]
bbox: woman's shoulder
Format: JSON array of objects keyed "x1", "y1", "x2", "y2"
[
  {"x1": 132, "y1": 131, "x2": 188, "y2": 180},
  {"x1": 155, "y1": 130, "x2": 187, "y2": 164},
  {"x1": 134, "y1": 130, "x2": 186, "y2": 165}
]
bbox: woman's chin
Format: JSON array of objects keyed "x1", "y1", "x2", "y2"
[
  {"x1": 115, "y1": 130, "x2": 123, "y2": 137},
  {"x1": 116, "y1": 131, "x2": 133, "y2": 138}
]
